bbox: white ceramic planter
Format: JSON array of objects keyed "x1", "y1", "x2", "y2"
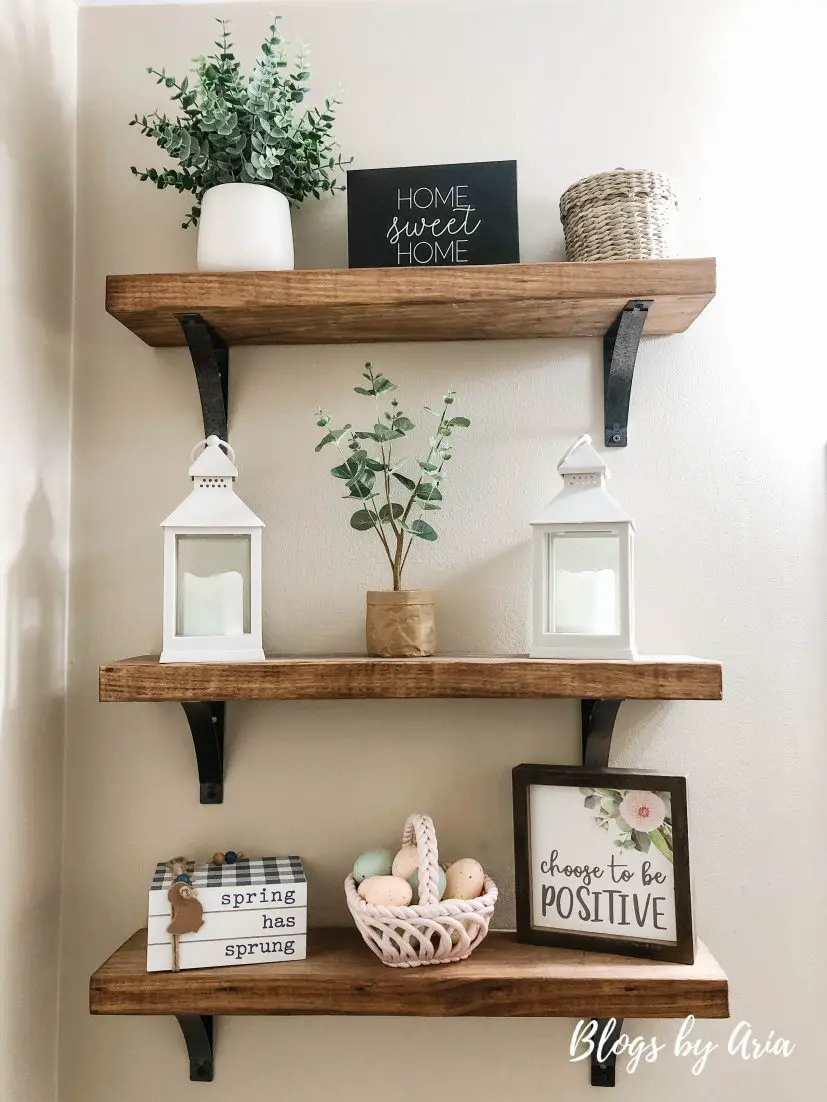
[{"x1": 196, "y1": 183, "x2": 295, "y2": 272}]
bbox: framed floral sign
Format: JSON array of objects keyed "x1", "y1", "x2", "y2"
[{"x1": 512, "y1": 765, "x2": 694, "y2": 963}]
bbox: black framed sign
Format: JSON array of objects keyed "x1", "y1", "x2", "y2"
[
  {"x1": 346, "y1": 160, "x2": 519, "y2": 268},
  {"x1": 512, "y1": 765, "x2": 694, "y2": 963}
]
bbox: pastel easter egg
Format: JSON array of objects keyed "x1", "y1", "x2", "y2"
[
  {"x1": 352, "y1": 848, "x2": 393, "y2": 885},
  {"x1": 358, "y1": 875, "x2": 413, "y2": 907},
  {"x1": 444, "y1": 858, "x2": 485, "y2": 900},
  {"x1": 391, "y1": 845, "x2": 420, "y2": 880},
  {"x1": 409, "y1": 864, "x2": 447, "y2": 903},
  {"x1": 450, "y1": 917, "x2": 477, "y2": 946}
]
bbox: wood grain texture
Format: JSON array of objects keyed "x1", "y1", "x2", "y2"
[
  {"x1": 99, "y1": 654, "x2": 723, "y2": 703},
  {"x1": 105, "y1": 259, "x2": 716, "y2": 346},
  {"x1": 90, "y1": 928, "x2": 729, "y2": 1018}
]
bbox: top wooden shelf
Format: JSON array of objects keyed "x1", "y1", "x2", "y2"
[
  {"x1": 105, "y1": 259, "x2": 716, "y2": 347},
  {"x1": 99, "y1": 654, "x2": 722, "y2": 703}
]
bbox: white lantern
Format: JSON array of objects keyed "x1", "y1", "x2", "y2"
[
  {"x1": 530, "y1": 435, "x2": 635, "y2": 660},
  {"x1": 161, "y1": 436, "x2": 265, "y2": 663}
]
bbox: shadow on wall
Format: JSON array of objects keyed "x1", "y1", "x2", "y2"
[
  {"x1": 0, "y1": 487, "x2": 66, "y2": 1102},
  {"x1": 0, "y1": 1, "x2": 74, "y2": 1100}
]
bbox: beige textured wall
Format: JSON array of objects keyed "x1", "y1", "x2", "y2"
[
  {"x1": 62, "y1": 1, "x2": 824, "y2": 1099},
  {"x1": 0, "y1": 1, "x2": 76, "y2": 1100}
]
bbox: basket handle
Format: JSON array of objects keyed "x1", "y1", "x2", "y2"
[{"x1": 401, "y1": 813, "x2": 441, "y2": 907}]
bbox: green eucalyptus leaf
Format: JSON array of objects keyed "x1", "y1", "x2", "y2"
[
  {"x1": 378, "y1": 503, "x2": 404, "y2": 522},
  {"x1": 418, "y1": 502, "x2": 441, "y2": 511},
  {"x1": 344, "y1": 480, "x2": 374, "y2": 498},
  {"x1": 584, "y1": 794, "x2": 601, "y2": 809},
  {"x1": 350, "y1": 509, "x2": 378, "y2": 531},
  {"x1": 418, "y1": 460, "x2": 439, "y2": 473},
  {"x1": 373, "y1": 377, "x2": 397, "y2": 394},
  {"x1": 363, "y1": 458, "x2": 386, "y2": 472},
  {"x1": 448, "y1": 416, "x2": 471, "y2": 427},
  {"x1": 416, "y1": 484, "x2": 442, "y2": 501},
  {"x1": 330, "y1": 456, "x2": 364, "y2": 479},
  {"x1": 373, "y1": 424, "x2": 403, "y2": 442},
  {"x1": 392, "y1": 416, "x2": 415, "y2": 432},
  {"x1": 401, "y1": 518, "x2": 437, "y2": 541},
  {"x1": 633, "y1": 830, "x2": 651, "y2": 853},
  {"x1": 353, "y1": 386, "x2": 375, "y2": 396},
  {"x1": 346, "y1": 469, "x2": 375, "y2": 491},
  {"x1": 392, "y1": 473, "x2": 417, "y2": 491}
]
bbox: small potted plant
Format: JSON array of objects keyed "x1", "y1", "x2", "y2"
[
  {"x1": 314, "y1": 364, "x2": 470, "y2": 657},
  {"x1": 130, "y1": 16, "x2": 350, "y2": 271}
]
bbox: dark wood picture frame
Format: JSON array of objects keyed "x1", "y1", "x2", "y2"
[{"x1": 512, "y1": 765, "x2": 695, "y2": 964}]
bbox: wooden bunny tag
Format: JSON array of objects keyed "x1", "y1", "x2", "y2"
[{"x1": 166, "y1": 858, "x2": 204, "y2": 971}]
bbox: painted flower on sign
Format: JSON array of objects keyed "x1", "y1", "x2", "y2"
[
  {"x1": 618, "y1": 790, "x2": 666, "y2": 832},
  {"x1": 579, "y1": 786, "x2": 674, "y2": 863}
]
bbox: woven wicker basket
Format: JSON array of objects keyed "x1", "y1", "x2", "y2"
[
  {"x1": 559, "y1": 169, "x2": 678, "y2": 262},
  {"x1": 345, "y1": 813, "x2": 497, "y2": 967}
]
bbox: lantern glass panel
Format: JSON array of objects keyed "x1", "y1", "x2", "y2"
[
  {"x1": 549, "y1": 533, "x2": 620, "y2": 635},
  {"x1": 175, "y1": 535, "x2": 251, "y2": 637}
]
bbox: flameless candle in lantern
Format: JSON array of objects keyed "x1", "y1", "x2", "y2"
[
  {"x1": 530, "y1": 435, "x2": 635, "y2": 659},
  {"x1": 160, "y1": 436, "x2": 265, "y2": 663}
]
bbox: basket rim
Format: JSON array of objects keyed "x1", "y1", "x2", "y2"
[{"x1": 560, "y1": 170, "x2": 678, "y2": 218}]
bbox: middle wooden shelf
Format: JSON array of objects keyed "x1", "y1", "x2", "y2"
[{"x1": 98, "y1": 653, "x2": 722, "y2": 804}]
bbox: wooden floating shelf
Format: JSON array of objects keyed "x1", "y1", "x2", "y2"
[
  {"x1": 90, "y1": 928, "x2": 729, "y2": 1019},
  {"x1": 105, "y1": 259, "x2": 716, "y2": 347},
  {"x1": 99, "y1": 654, "x2": 723, "y2": 704}
]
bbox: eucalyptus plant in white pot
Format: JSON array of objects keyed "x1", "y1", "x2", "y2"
[
  {"x1": 130, "y1": 17, "x2": 350, "y2": 271},
  {"x1": 315, "y1": 365, "x2": 471, "y2": 658}
]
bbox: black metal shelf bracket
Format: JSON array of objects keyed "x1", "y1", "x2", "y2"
[
  {"x1": 175, "y1": 1014, "x2": 214, "y2": 1082},
  {"x1": 178, "y1": 313, "x2": 230, "y2": 441},
  {"x1": 580, "y1": 706, "x2": 624, "y2": 1087},
  {"x1": 581, "y1": 699, "x2": 623, "y2": 769},
  {"x1": 603, "y1": 299, "x2": 651, "y2": 448},
  {"x1": 590, "y1": 1017, "x2": 624, "y2": 1088},
  {"x1": 181, "y1": 701, "x2": 225, "y2": 804}
]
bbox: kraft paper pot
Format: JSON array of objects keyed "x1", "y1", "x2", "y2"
[{"x1": 365, "y1": 591, "x2": 436, "y2": 658}]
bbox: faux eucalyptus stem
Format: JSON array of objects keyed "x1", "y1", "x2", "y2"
[{"x1": 314, "y1": 364, "x2": 470, "y2": 591}]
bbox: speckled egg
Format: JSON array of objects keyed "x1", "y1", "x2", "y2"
[
  {"x1": 444, "y1": 858, "x2": 485, "y2": 900},
  {"x1": 391, "y1": 845, "x2": 420, "y2": 880},
  {"x1": 409, "y1": 864, "x2": 447, "y2": 903},
  {"x1": 352, "y1": 848, "x2": 393, "y2": 885},
  {"x1": 358, "y1": 875, "x2": 413, "y2": 907}
]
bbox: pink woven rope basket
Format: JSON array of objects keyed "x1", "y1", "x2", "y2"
[{"x1": 345, "y1": 813, "x2": 498, "y2": 968}]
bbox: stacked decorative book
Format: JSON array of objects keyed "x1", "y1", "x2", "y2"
[{"x1": 147, "y1": 856, "x2": 307, "y2": 972}]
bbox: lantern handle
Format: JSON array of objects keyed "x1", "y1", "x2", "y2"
[
  {"x1": 190, "y1": 436, "x2": 236, "y2": 465},
  {"x1": 557, "y1": 434, "x2": 591, "y2": 470}
]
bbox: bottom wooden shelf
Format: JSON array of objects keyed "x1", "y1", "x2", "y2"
[{"x1": 90, "y1": 928, "x2": 729, "y2": 1019}]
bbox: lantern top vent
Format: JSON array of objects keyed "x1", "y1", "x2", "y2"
[
  {"x1": 189, "y1": 435, "x2": 238, "y2": 480},
  {"x1": 557, "y1": 434, "x2": 606, "y2": 478},
  {"x1": 161, "y1": 436, "x2": 265, "y2": 530},
  {"x1": 532, "y1": 434, "x2": 633, "y2": 527}
]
